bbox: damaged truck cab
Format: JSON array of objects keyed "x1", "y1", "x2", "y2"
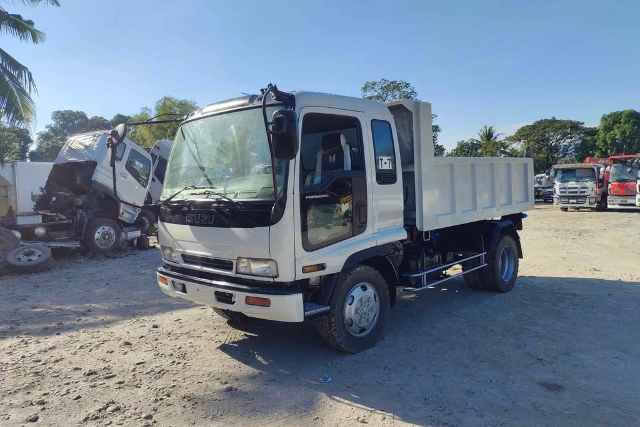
[{"x1": 12, "y1": 131, "x2": 152, "y2": 253}]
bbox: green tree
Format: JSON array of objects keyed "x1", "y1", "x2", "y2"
[
  {"x1": 574, "y1": 126, "x2": 599, "y2": 161},
  {"x1": 361, "y1": 78, "x2": 444, "y2": 156},
  {"x1": 506, "y1": 118, "x2": 586, "y2": 172},
  {"x1": 595, "y1": 110, "x2": 640, "y2": 156},
  {"x1": 446, "y1": 139, "x2": 482, "y2": 157},
  {"x1": 128, "y1": 96, "x2": 197, "y2": 148},
  {"x1": 0, "y1": 123, "x2": 32, "y2": 162},
  {"x1": 474, "y1": 125, "x2": 508, "y2": 157},
  {"x1": 0, "y1": 0, "x2": 61, "y2": 125},
  {"x1": 29, "y1": 109, "x2": 129, "y2": 161}
]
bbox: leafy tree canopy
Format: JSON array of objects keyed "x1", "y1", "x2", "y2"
[
  {"x1": 0, "y1": 123, "x2": 33, "y2": 163},
  {"x1": 361, "y1": 78, "x2": 444, "y2": 156},
  {"x1": 128, "y1": 96, "x2": 198, "y2": 148},
  {"x1": 595, "y1": 110, "x2": 640, "y2": 156}
]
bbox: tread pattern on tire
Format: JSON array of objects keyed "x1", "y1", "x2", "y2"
[
  {"x1": 479, "y1": 234, "x2": 518, "y2": 293},
  {"x1": 316, "y1": 265, "x2": 390, "y2": 354},
  {"x1": 7, "y1": 244, "x2": 55, "y2": 273}
]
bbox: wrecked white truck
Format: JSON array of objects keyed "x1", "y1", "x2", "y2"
[{"x1": 3, "y1": 131, "x2": 153, "y2": 256}]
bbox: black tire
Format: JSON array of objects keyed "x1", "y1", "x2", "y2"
[
  {"x1": 316, "y1": 266, "x2": 390, "y2": 353},
  {"x1": 480, "y1": 234, "x2": 519, "y2": 293},
  {"x1": 137, "y1": 209, "x2": 157, "y2": 236},
  {"x1": 137, "y1": 235, "x2": 150, "y2": 250},
  {"x1": 7, "y1": 244, "x2": 55, "y2": 273},
  {"x1": 211, "y1": 307, "x2": 250, "y2": 323},
  {"x1": 462, "y1": 260, "x2": 485, "y2": 290},
  {"x1": 84, "y1": 218, "x2": 122, "y2": 254},
  {"x1": 0, "y1": 227, "x2": 21, "y2": 269},
  {"x1": 560, "y1": 207, "x2": 568, "y2": 212}
]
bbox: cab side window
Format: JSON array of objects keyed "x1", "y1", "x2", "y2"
[
  {"x1": 115, "y1": 143, "x2": 126, "y2": 161},
  {"x1": 371, "y1": 120, "x2": 397, "y2": 184},
  {"x1": 125, "y1": 149, "x2": 151, "y2": 187}
]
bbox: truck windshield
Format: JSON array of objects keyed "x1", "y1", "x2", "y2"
[
  {"x1": 162, "y1": 106, "x2": 286, "y2": 201},
  {"x1": 609, "y1": 164, "x2": 639, "y2": 182},
  {"x1": 555, "y1": 168, "x2": 595, "y2": 182}
]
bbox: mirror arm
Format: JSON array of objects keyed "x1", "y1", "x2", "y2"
[{"x1": 261, "y1": 84, "x2": 281, "y2": 221}]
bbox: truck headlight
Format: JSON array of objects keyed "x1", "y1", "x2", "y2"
[
  {"x1": 236, "y1": 258, "x2": 278, "y2": 277},
  {"x1": 161, "y1": 246, "x2": 180, "y2": 263}
]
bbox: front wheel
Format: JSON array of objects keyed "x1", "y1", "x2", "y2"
[
  {"x1": 316, "y1": 266, "x2": 390, "y2": 353},
  {"x1": 84, "y1": 218, "x2": 122, "y2": 254},
  {"x1": 136, "y1": 209, "x2": 158, "y2": 236}
]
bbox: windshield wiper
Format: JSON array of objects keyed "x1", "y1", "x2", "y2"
[
  {"x1": 189, "y1": 190, "x2": 241, "y2": 207},
  {"x1": 161, "y1": 185, "x2": 197, "y2": 205}
]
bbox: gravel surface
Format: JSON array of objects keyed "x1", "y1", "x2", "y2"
[{"x1": 1, "y1": 205, "x2": 639, "y2": 426}]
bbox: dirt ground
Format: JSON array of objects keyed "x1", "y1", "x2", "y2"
[{"x1": 1, "y1": 204, "x2": 639, "y2": 427}]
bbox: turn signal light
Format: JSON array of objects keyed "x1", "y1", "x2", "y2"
[
  {"x1": 158, "y1": 276, "x2": 168, "y2": 286},
  {"x1": 245, "y1": 296, "x2": 271, "y2": 307},
  {"x1": 302, "y1": 263, "x2": 326, "y2": 274}
]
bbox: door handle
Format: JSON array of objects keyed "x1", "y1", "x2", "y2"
[
  {"x1": 152, "y1": 177, "x2": 156, "y2": 182},
  {"x1": 120, "y1": 172, "x2": 128, "y2": 179},
  {"x1": 358, "y1": 203, "x2": 367, "y2": 226}
]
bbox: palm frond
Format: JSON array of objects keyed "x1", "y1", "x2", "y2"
[
  {"x1": 0, "y1": 10, "x2": 46, "y2": 43},
  {"x1": 0, "y1": 1, "x2": 61, "y2": 7},
  {"x1": 0, "y1": 48, "x2": 36, "y2": 125}
]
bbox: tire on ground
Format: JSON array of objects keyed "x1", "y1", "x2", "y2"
[
  {"x1": 479, "y1": 234, "x2": 519, "y2": 293},
  {"x1": 560, "y1": 207, "x2": 568, "y2": 212},
  {"x1": 0, "y1": 227, "x2": 21, "y2": 269},
  {"x1": 137, "y1": 209, "x2": 158, "y2": 236},
  {"x1": 211, "y1": 307, "x2": 251, "y2": 323},
  {"x1": 137, "y1": 235, "x2": 150, "y2": 250},
  {"x1": 316, "y1": 265, "x2": 390, "y2": 353},
  {"x1": 84, "y1": 218, "x2": 122, "y2": 254},
  {"x1": 462, "y1": 259, "x2": 485, "y2": 290},
  {"x1": 7, "y1": 244, "x2": 55, "y2": 273}
]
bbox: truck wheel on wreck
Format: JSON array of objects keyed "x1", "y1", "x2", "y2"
[
  {"x1": 84, "y1": 218, "x2": 122, "y2": 254},
  {"x1": 316, "y1": 266, "x2": 390, "y2": 353},
  {"x1": 0, "y1": 227, "x2": 21, "y2": 269},
  {"x1": 136, "y1": 209, "x2": 158, "y2": 236},
  {"x1": 7, "y1": 244, "x2": 55, "y2": 273},
  {"x1": 479, "y1": 234, "x2": 519, "y2": 293}
]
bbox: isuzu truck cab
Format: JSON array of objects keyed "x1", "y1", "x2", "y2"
[
  {"x1": 138, "y1": 86, "x2": 534, "y2": 353},
  {"x1": 552, "y1": 163, "x2": 607, "y2": 211}
]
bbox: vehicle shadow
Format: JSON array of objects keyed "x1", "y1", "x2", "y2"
[{"x1": 210, "y1": 276, "x2": 640, "y2": 426}]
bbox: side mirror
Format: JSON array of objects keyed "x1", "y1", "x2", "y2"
[
  {"x1": 111, "y1": 123, "x2": 127, "y2": 143},
  {"x1": 271, "y1": 109, "x2": 298, "y2": 161}
]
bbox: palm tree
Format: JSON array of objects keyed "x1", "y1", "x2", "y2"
[
  {"x1": 0, "y1": 0, "x2": 61, "y2": 126},
  {"x1": 474, "y1": 125, "x2": 506, "y2": 157}
]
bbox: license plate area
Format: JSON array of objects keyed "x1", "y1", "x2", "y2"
[
  {"x1": 570, "y1": 199, "x2": 577, "y2": 204},
  {"x1": 215, "y1": 291, "x2": 235, "y2": 305},
  {"x1": 172, "y1": 281, "x2": 187, "y2": 294}
]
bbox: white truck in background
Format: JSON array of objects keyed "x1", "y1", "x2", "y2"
[
  {"x1": 120, "y1": 86, "x2": 535, "y2": 353},
  {"x1": 552, "y1": 163, "x2": 607, "y2": 211},
  {"x1": 137, "y1": 140, "x2": 173, "y2": 236}
]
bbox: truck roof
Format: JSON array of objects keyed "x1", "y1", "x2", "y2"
[
  {"x1": 188, "y1": 91, "x2": 392, "y2": 123},
  {"x1": 553, "y1": 163, "x2": 597, "y2": 169}
]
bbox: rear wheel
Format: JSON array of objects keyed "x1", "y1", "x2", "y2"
[
  {"x1": 137, "y1": 209, "x2": 157, "y2": 236},
  {"x1": 0, "y1": 227, "x2": 21, "y2": 269},
  {"x1": 316, "y1": 266, "x2": 390, "y2": 353},
  {"x1": 480, "y1": 234, "x2": 519, "y2": 293},
  {"x1": 84, "y1": 218, "x2": 122, "y2": 254}
]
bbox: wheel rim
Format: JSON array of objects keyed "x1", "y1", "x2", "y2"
[
  {"x1": 140, "y1": 216, "x2": 150, "y2": 232},
  {"x1": 499, "y1": 246, "x2": 515, "y2": 281},
  {"x1": 15, "y1": 248, "x2": 43, "y2": 263},
  {"x1": 94, "y1": 225, "x2": 116, "y2": 249},
  {"x1": 343, "y1": 282, "x2": 380, "y2": 337}
]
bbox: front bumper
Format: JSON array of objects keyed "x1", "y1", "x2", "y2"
[
  {"x1": 553, "y1": 196, "x2": 597, "y2": 208},
  {"x1": 156, "y1": 265, "x2": 304, "y2": 322},
  {"x1": 607, "y1": 196, "x2": 640, "y2": 210}
]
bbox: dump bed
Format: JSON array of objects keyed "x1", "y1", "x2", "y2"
[{"x1": 387, "y1": 100, "x2": 534, "y2": 231}]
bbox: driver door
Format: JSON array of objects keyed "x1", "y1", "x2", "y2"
[
  {"x1": 115, "y1": 143, "x2": 152, "y2": 207},
  {"x1": 294, "y1": 107, "x2": 373, "y2": 278}
]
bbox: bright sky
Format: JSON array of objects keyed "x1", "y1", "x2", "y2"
[{"x1": 5, "y1": 0, "x2": 639, "y2": 149}]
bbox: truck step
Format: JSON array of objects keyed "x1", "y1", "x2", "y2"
[{"x1": 304, "y1": 303, "x2": 330, "y2": 318}]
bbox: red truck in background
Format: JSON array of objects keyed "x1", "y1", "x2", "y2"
[{"x1": 606, "y1": 155, "x2": 640, "y2": 210}]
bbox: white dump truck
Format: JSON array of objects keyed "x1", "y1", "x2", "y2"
[
  {"x1": 0, "y1": 162, "x2": 53, "y2": 216},
  {"x1": 130, "y1": 86, "x2": 534, "y2": 352}
]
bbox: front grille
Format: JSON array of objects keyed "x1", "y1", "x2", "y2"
[
  {"x1": 560, "y1": 197, "x2": 587, "y2": 204},
  {"x1": 559, "y1": 186, "x2": 588, "y2": 195},
  {"x1": 181, "y1": 254, "x2": 233, "y2": 271}
]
